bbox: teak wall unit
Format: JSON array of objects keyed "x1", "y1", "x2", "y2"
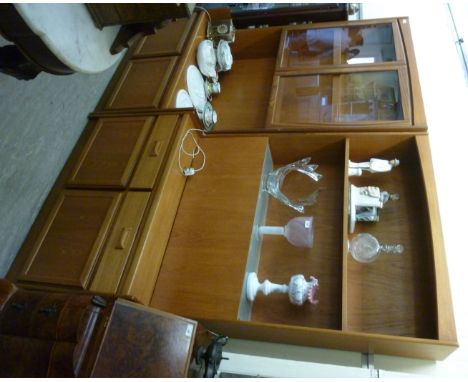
[{"x1": 7, "y1": 12, "x2": 457, "y2": 361}]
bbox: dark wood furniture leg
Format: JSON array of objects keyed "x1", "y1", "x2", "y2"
[{"x1": 0, "y1": 44, "x2": 42, "y2": 80}]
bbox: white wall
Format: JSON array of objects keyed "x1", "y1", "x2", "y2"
[{"x1": 220, "y1": 2, "x2": 468, "y2": 377}]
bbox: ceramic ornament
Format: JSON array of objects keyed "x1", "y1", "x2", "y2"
[
  {"x1": 246, "y1": 272, "x2": 319, "y2": 306},
  {"x1": 348, "y1": 158, "x2": 400, "y2": 176}
]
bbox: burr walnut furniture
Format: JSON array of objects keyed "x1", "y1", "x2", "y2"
[
  {"x1": 0, "y1": 280, "x2": 200, "y2": 377},
  {"x1": 7, "y1": 12, "x2": 457, "y2": 361}
]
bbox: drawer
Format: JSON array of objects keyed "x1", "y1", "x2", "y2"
[
  {"x1": 133, "y1": 16, "x2": 195, "y2": 57},
  {"x1": 18, "y1": 190, "x2": 122, "y2": 289},
  {"x1": 0, "y1": 289, "x2": 97, "y2": 341},
  {"x1": 90, "y1": 192, "x2": 150, "y2": 295},
  {"x1": 105, "y1": 57, "x2": 178, "y2": 110},
  {"x1": 68, "y1": 117, "x2": 153, "y2": 188},
  {"x1": 130, "y1": 114, "x2": 178, "y2": 189}
]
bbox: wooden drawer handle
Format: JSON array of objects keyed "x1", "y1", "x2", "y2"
[
  {"x1": 116, "y1": 227, "x2": 131, "y2": 250},
  {"x1": 150, "y1": 140, "x2": 164, "y2": 157}
]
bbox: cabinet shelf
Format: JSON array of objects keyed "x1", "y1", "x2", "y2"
[{"x1": 152, "y1": 132, "x2": 449, "y2": 356}]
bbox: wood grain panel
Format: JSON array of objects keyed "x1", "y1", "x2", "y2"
[
  {"x1": 231, "y1": 27, "x2": 282, "y2": 60},
  {"x1": 200, "y1": 318, "x2": 457, "y2": 360},
  {"x1": 399, "y1": 18, "x2": 427, "y2": 127},
  {"x1": 251, "y1": 141, "x2": 345, "y2": 330},
  {"x1": 90, "y1": 192, "x2": 150, "y2": 294},
  {"x1": 160, "y1": 12, "x2": 208, "y2": 108},
  {"x1": 121, "y1": 114, "x2": 197, "y2": 304},
  {"x1": 133, "y1": 16, "x2": 195, "y2": 57},
  {"x1": 18, "y1": 191, "x2": 122, "y2": 288},
  {"x1": 151, "y1": 137, "x2": 269, "y2": 320},
  {"x1": 68, "y1": 117, "x2": 153, "y2": 188},
  {"x1": 415, "y1": 135, "x2": 457, "y2": 343},
  {"x1": 106, "y1": 57, "x2": 177, "y2": 110},
  {"x1": 212, "y1": 57, "x2": 276, "y2": 131},
  {"x1": 346, "y1": 136, "x2": 438, "y2": 339},
  {"x1": 130, "y1": 115, "x2": 178, "y2": 189}
]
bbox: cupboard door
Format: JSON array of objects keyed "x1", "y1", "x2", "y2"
[
  {"x1": 18, "y1": 190, "x2": 122, "y2": 289},
  {"x1": 105, "y1": 57, "x2": 177, "y2": 110},
  {"x1": 133, "y1": 16, "x2": 195, "y2": 57},
  {"x1": 271, "y1": 69, "x2": 409, "y2": 125},
  {"x1": 68, "y1": 117, "x2": 153, "y2": 188},
  {"x1": 278, "y1": 22, "x2": 401, "y2": 69},
  {"x1": 130, "y1": 114, "x2": 178, "y2": 189},
  {"x1": 90, "y1": 192, "x2": 150, "y2": 295}
]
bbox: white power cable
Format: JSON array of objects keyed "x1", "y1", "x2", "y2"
[{"x1": 178, "y1": 128, "x2": 206, "y2": 176}]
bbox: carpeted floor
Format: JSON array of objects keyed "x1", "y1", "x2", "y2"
[{"x1": 0, "y1": 36, "x2": 121, "y2": 276}]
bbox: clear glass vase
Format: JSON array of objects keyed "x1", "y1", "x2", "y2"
[{"x1": 264, "y1": 157, "x2": 323, "y2": 213}]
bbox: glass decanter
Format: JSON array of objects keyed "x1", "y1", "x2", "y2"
[{"x1": 348, "y1": 233, "x2": 404, "y2": 263}]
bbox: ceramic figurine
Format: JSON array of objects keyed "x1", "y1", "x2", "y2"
[
  {"x1": 348, "y1": 158, "x2": 400, "y2": 176},
  {"x1": 246, "y1": 272, "x2": 319, "y2": 306},
  {"x1": 348, "y1": 233, "x2": 404, "y2": 263},
  {"x1": 349, "y1": 184, "x2": 399, "y2": 233},
  {"x1": 197, "y1": 40, "x2": 218, "y2": 79}
]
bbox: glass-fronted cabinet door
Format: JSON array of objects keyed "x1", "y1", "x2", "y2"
[
  {"x1": 268, "y1": 68, "x2": 410, "y2": 126},
  {"x1": 278, "y1": 21, "x2": 404, "y2": 70}
]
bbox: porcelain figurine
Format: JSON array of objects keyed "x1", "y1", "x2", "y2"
[
  {"x1": 246, "y1": 272, "x2": 319, "y2": 306},
  {"x1": 216, "y1": 39, "x2": 233, "y2": 72},
  {"x1": 197, "y1": 39, "x2": 218, "y2": 79},
  {"x1": 348, "y1": 158, "x2": 400, "y2": 176},
  {"x1": 349, "y1": 184, "x2": 399, "y2": 233}
]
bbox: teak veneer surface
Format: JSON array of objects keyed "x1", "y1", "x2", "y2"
[
  {"x1": 18, "y1": 190, "x2": 122, "y2": 288},
  {"x1": 252, "y1": 161, "x2": 344, "y2": 330},
  {"x1": 106, "y1": 57, "x2": 177, "y2": 110},
  {"x1": 151, "y1": 137, "x2": 269, "y2": 320},
  {"x1": 133, "y1": 15, "x2": 196, "y2": 58},
  {"x1": 346, "y1": 138, "x2": 437, "y2": 338},
  {"x1": 211, "y1": 57, "x2": 276, "y2": 131},
  {"x1": 68, "y1": 117, "x2": 153, "y2": 188}
]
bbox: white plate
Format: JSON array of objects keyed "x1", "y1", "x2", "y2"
[
  {"x1": 175, "y1": 89, "x2": 193, "y2": 108},
  {"x1": 186, "y1": 65, "x2": 207, "y2": 114}
]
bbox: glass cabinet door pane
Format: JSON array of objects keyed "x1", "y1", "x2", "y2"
[
  {"x1": 343, "y1": 24, "x2": 396, "y2": 65},
  {"x1": 338, "y1": 71, "x2": 403, "y2": 122},
  {"x1": 283, "y1": 29, "x2": 335, "y2": 67},
  {"x1": 282, "y1": 24, "x2": 396, "y2": 68},
  {"x1": 275, "y1": 75, "x2": 334, "y2": 124}
]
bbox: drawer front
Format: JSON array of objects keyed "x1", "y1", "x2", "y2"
[
  {"x1": 133, "y1": 16, "x2": 195, "y2": 57},
  {"x1": 130, "y1": 115, "x2": 178, "y2": 189},
  {"x1": 18, "y1": 190, "x2": 122, "y2": 288},
  {"x1": 68, "y1": 117, "x2": 153, "y2": 188},
  {"x1": 90, "y1": 192, "x2": 150, "y2": 295},
  {"x1": 105, "y1": 57, "x2": 177, "y2": 110},
  {"x1": 0, "y1": 290, "x2": 94, "y2": 341}
]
